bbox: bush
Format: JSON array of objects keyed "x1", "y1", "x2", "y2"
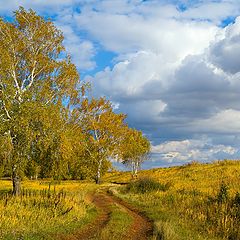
[{"x1": 126, "y1": 177, "x2": 170, "y2": 194}]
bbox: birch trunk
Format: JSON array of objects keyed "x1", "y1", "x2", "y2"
[
  {"x1": 131, "y1": 161, "x2": 139, "y2": 179},
  {"x1": 12, "y1": 165, "x2": 21, "y2": 196},
  {"x1": 96, "y1": 158, "x2": 103, "y2": 184}
]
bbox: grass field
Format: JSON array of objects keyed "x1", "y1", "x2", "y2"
[
  {"x1": 1, "y1": 160, "x2": 240, "y2": 240},
  {"x1": 104, "y1": 160, "x2": 240, "y2": 240},
  {"x1": 0, "y1": 180, "x2": 98, "y2": 239}
]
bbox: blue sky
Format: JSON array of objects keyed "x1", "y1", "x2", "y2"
[{"x1": 2, "y1": 0, "x2": 240, "y2": 169}]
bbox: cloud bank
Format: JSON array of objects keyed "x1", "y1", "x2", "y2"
[
  {"x1": 2, "y1": 0, "x2": 240, "y2": 167},
  {"x1": 81, "y1": 1, "x2": 240, "y2": 165}
]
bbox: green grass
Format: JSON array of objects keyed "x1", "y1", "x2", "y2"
[
  {"x1": 98, "y1": 203, "x2": 133, "y2": 240},
  {"x1": 125, "y1": 177, "x2": 170, "y2": 194},
  {"x1": 1, "y1": 160, "x2": 240, "y2": 239}
]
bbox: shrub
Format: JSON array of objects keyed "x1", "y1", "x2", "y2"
[{"x1": 126, "y1": 177, "x2": 170, "y2": 194}]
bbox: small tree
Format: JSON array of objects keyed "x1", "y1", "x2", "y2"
[{"x1": 121, "y1": 129, "x2": 150, "y2": 178}]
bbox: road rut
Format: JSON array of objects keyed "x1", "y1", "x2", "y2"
[{"x1": 58, "y1": 188, "x2": 153, "y2": 240}]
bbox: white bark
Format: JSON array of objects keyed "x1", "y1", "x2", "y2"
[{"x1": 96, "y1": 158, "x2": 103, "y2": 184}]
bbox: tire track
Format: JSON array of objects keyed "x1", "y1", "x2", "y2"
[{"x1": 58, "y1": 188, "x2": 153, "y2": 240}]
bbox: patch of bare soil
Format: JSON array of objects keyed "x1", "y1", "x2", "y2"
[{"x1": 57, "y1": 188, "x2": 153, "y2": 240}]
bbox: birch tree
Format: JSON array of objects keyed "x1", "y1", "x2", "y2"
[
  {"x1": 121, "y1": 129, "x2": 150, "y2": 178},
  {"x1": 75, "y1": 97, "x2": 126, "y2": 183},
  {"x1": 0, "y1": 8, "x2": 81, "y2": 194}
]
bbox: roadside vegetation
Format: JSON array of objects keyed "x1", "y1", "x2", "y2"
[
  {"x1": 1, "y1": 160, "x2": 240, "y2": 239},
  {"x1": 104, "y1": 160, "x2": 240, "y2": 240},
  {"x1": 97, "y1": 204, "x2": 133, "y2": 240}
]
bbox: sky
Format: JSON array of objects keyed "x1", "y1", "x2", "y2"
[{"x1": 1, "y1": 0, "x2": 240, "y2": 169}]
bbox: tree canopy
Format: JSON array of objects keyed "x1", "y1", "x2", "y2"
[
  {"x1": 121, "y1": 128, "x2": 150, "y2": 178},
  {"x1": 0, "y1": 8, "x2": 150, "y2": 194}
]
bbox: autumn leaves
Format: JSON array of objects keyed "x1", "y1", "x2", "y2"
[{"x1": 0, "y1": 8, "x2": 150, "y2": 194}]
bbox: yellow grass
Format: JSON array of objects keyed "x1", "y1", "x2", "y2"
[
  {"x1": 104, "y1": 160, "x2": 240, "y2": 240},
  {"x1": 1, "y1": 160, "x2": 240, "y2": 239},
  {"x1": 0, "y1": 180, "x2": 98, "y2": 240}
]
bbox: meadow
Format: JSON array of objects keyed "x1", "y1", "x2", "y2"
[
  {"x1": 105, "y1": 160, "x2": 240, "y2": 240},
  {"x1": 0, "y1": 180, "x2": 134, "y2": 240},
  {"x1": 0, "y1": 180, "x2": 98, "y2": 239},
  {"x1": 1, "y1": 160, "x2": 240, "y2": 240}
]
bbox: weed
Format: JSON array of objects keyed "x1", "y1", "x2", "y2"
[
  {"x1": 217, "y1": 182, "x2": 229, "y2": 203},
  {"x1": 106, "y1": 160, "x2": 240, "y2": 240},
  {"x1": 99, "y1": 204, "x2": 133, "y2": 240}
]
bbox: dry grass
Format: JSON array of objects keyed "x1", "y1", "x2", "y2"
[
  {"x1": 105, "y1": 160, "x2": 240, "y2": 240},
  {"x1": 0, "y1": 180, "x2": 98, "y2": 239}
]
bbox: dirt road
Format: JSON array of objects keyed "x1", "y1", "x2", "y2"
[{"x1": 59, "y1": 188, "x2": 153, "y2": 240}]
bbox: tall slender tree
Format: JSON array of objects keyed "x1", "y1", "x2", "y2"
[
  {"x1": 0, "y1": 8, "x2": 82, "y2": 194},
  {"x1": 0, "y1": 7, "x2": 151, "y2": 190},
  {"x1": 75, "y1": 97, "x2": 127, "y2": 183}
]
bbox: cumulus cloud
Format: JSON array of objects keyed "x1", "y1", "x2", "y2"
[
  {"x1": 57, "y1": 25, "x2": 96, "y2": 70},
  {"x1": 209, "y1": 17, "x2": 240, "y2": 74},
  {"x1": 179, "y1": 1, "x2": 240, "y2": 23},
  {"x1": 151, "y1": 138, "x2": 238, "y2": 163},
  {"x1": 2, "y1": 0, "x2": 240, "y2": 167},
  {"x1": 191, "y1": 109, "x2": 240, "y2": 134},
  {"x1": 80, "y1": 0, "x2": 240, "y2": 166},
  {"x1": 74, "y1": 4, "x2": 217, "y2": 55},
  {"x1": 86, "y1": 51, "x2": 174, "y2": 99}
]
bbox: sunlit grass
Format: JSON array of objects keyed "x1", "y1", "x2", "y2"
[
  {"x1": 2, "y1": 160, "x2": 240, "y2": 239},
  {"x1": 0, "y1": 180, "x2": 98, "y2": 240},
  {"x1": 105, "y1": 160, "x2": 240, "y2": 240}
]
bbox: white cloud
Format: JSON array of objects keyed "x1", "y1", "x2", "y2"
[
  {"x1": 152, "y1": 138, "x2": 238, "y2": 163},
  {"x1": 86, "y1": 51, "x2": 175, "y2": 98},
  {"x1": 180, "y1": 2, "x2": 240, "y2": 23},
  {"x1": 58, "y1": 25, "x2": 96, "y2": 70},
  {"x1": 75, "y1": 6, "x2": 217, "y2": 55},
  {"x1": 209, "y1": 17, "x2": 240, "y2": 74},
  {"x1": 191, "y1": 109, "x2": 240, "y2": 134},
  {"x1": 2, "y1": 0, "x2": 240, "y2": 166},
  {"x1": 81, "y1": 2, "x2": 240, "y2": 166}
]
